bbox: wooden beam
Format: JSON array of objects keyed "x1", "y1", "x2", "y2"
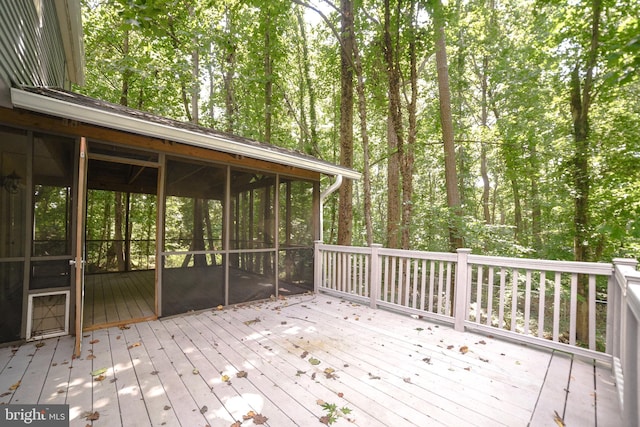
[{"x1": 0, "y1": 107, "x2": 320, "y2": 181}]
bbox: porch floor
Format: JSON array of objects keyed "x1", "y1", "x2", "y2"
[{"x1": 0, "y1": 293, "x2": 622, "y2": 426}]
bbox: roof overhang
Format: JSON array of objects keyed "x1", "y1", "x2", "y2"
[{"x1": 10, "y1": 88, "x2": 361, "y2": 180}]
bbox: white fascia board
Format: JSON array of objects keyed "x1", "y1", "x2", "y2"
[{"x1": 10, "y1": 88, "x2": 361, "y2": 180}]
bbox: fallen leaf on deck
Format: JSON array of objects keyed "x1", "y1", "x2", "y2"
[
  {"x1": 296, "y1": 370, "x2": 306, "y2": 376},
  {"x1": 422, "y1": 357, "x2": 431, "y2": 364},
  {"x1": 118, "y1": 325, "x2": 130, "y2": 330},
  {"x1": 301, "y1": 351, "x2": 309, "y2": 358},
  {"x1": 164, "y1": 406, "x2": 171, "y2": 410},
  {"x1": 478, "y1": 340, "x2": 486, "y2": 345},
  {"x1": 464, "y1": 367, "x2": 471, "y2": 371},
  {"x1": 221, "y1": 374, "x2": 230, "y2": 382},
  {"x1": 244, "y1": 318, "x2": 261, "y2": 326},
  {"x1": 192, "y1": 369, "x2": 199, "y2": 375},
  {"x1": 311, "y1": 372, "x2": 317, "y2": 380},
  {"x1": 35, "y1": 342, "x2": 45, "y2": 348},
  {"x1": 316, "y1": 399, "x2": 325, "y2": 406},
  {"x1": 230, "y1": 422, "x2": 241, "y2": 427},
  {"x1": 320, "y1": 415, "x2": 331, "y2": 425},
  {"x1": 94, "y1": 375, "x2": 106, "y2": 382},
  {"x1": 9, "y1": 381, "x2": 20, "y2": 391},
  {"x1": 460, "y1": 346, "x2": 469, "y2": 354},
  {"x1": 324, "y1": 368, "x2": 337, "y2": 379},
  {"x1": 200, "y1": 405, "x2": 208, "y2": 414},
  {"x1": 480, "y1": 357, "x2": 489, "y2": 363},
  {"x1": 236, "y1": 371, "x2": 248, "y2": 378},
  {"x1": 403, "y1": 377, "x2": 412, "y2": 383},
  {"x1": 447, "y1": 345, "x2": 454, "y2": 350},
  {"x1": 216, "y1": 305, "x2": 224, "y2": 311},
  {"x1": 84, "y1": 411, "x2": 100, "y2": 421},
  {"x1": 281, "y1": 321, "x2": 287, "y2": 325},
  {"x1": 553, "y1": 410, "x2": 565, "y2": 426},
  {"x1": 243, "y1": 411, "x2": 256, "y2": 420},
  {"x1": 368, "y1": 373, "x2": 381, "y2": 380},
  {"x1": 87, "y1": 354, "x2": 96, "y2": 360},
  {"x1": 91, "y1": 368, "x2": 107, "y2": 377},
  {"x1": 309, "y1": 357, "x2": 321, "y2": 366},
  {"x1": 415, "y1": 328, "x2": 424, "y2": 332},
  {"x1": 1, "y1": 391, "x2": 11, "y2": 397},
  {"x1": 89, "y1": 339, "x2": 99, "y2": 344},
  {"x1": 128, "y1": 342, "x2": 141, "y2": 349},
  {"x1": 151, "y1": 370, "x2": 159, "y2": 375},
  {"x1": 253, "y1": 413, "x2": 268, "y2": 424},
  {"x1": 337, "y1": 392, "x2": 344, "y2": 398}
]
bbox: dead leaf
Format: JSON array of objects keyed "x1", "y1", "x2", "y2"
[
  {"x1": 478, "y1": 340, "x2": 486, "y2": 345},
  {"x1": 244, "y1": 318, "x2": 261, "y2": 326},
  {"x1": 243, "y1": 411, "x2": 256, "y2": 420},
  {"x1": 554, "y1": 410, "x2": 565, "y2": 426},
  {"x1": 464, "y1": 367, "x2": 471, "y2": 371},
  {"x1": 296, "y1": 370, "x2": 306, "y2": 376},
  {"x1": 300, "y1": 351, "x2": 309, "y2": 358},
  {"x1": 200, "y1": 405, "x2": 208, "y2": 414},
  {"x1": 253, "y1": 413, "x2": 268, "y2": 424},
  {"x1": 460, "y1": 346, "x2": 469, "y2": 354},
  {"x1": 316, "y1": 399, "x2": 325, "y2": 406},
  {"x1": 9, "y1": 381, "x2": 20, "y2": 391},
  {"x1": 87, "y1": 354, "x2": 96, "y2": 360},
  {"x1": 193, "y1": 369, "x2": 199, "y2": 375},
  {"x1": 337, "y1": 392, "x2": 344, "y2": 398},
  {"x1": 128, "y1": 342, "x2": 141, "y2": 349},
  {"x1": 447, "y1": 345, "x2": 454, "y2": 350},
  {"x1": 216, "y1": 305, "x2": 224, "y2": 311},
  {"x1": 94, "y1": 375, "x2": 106, "y2": 382},
  {"x1": 35, "y1": 342, "x2": 45, "y2": 348},
  {"x1": 118, "y1": 324, "x2": 130, "y2": 330},
  {"x1": 319, "y1": 415, "x2": 331, "y2": 425},
  {"x1": 309, "y1": 357, "x2": 321, "y2": 366},
  {"x1": 403, "y1": 377, "x2": 412, "y2": 383},
  {"x1": 324, "y1": 368, "x2": 337, "y2": 379},
  {"x1": 221, "y1": 374, "x2": 230, "y2": 382},
  {"x1": 164, "y1": 406, "x2": 171, "y2": 411},
  {"x1": 89, "y1": 339, "x2": 99, "y2": 344},
  {"x1": 236, "y1": 370, "x2": 248, "y2": 378},
  {"x1": 230, "y1": 422, "x2": 241, "y2": 427},
  {"x1": 368, "y1": 373, "x2": 381, "y2": 380},
  {"x1": 84, "y1": 411, "x2": 100, "y2": 421},
  {"x1": 0, "y1": 391, "x2": 11, "y2": 397}
]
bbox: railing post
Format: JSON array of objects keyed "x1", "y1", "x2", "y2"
[
  {"x1": 369, "y1": 244, "x2": 382, "y2": 309},
  {"x1": 314, "y1": 240, "x2": 323, "y2": 293},
  {"x1": 454, "y1": 248, "x2": 472, "y2": 332}
]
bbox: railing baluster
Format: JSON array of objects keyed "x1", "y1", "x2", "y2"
[
  {"x1": 383, "y1": 255, "x2": 390, "y2": 303},
  {"x1": 524, "y1": 270, "x2": 532, "y2": 335},
  {"x1": 589, "y1": 274, "x2": 596, "y2": 350},
  {"x1": 538, "y1": 271, "x2": 546, "y2": 338},
  {"x1": 420, "y1": 259, "x2": 427, "y2": 311},
  {"x1": 511, "y1": 270, "x2": 519, "y2": 332},
  {"x1": 570, "y1": 273, "x2": 578, "y2": 346},
  {"x1": 486, "y1": 267, "x2": 494, "y2": 327},
  {"x1": 476, "y1": 266, "x2": 484, "y2": 324},
  {"x1": 499, "y1": 267, "x2": 506, "y2": 329},
  {"x1": 428, "y1": 260, "x2": 435, "y2": 312},
  {"x1": 553, "y1": 271, "x2": 561, "y2": 342},
  {"x1": 412, "y1": 259, "x2": 419, "y2": 309}
]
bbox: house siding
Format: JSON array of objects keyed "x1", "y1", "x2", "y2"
[{"x1": 0, "y1": 0, "x2": 66, "y2": 89}]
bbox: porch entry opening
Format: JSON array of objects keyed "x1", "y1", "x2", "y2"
[{"x1": 83, "y1": 142, "x2": 159, "y2": 329}]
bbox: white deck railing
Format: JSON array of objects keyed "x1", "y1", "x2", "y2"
[{"x1": 314, "y1": 242, "x2": 639, "y2": 426}]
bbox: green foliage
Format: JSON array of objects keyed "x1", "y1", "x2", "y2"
[{"x1": 78, "y1": 0, "x2": 640, "y2": 262}]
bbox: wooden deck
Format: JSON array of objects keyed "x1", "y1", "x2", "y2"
[
  {"x1": 83, "y1": 270, "x2": 156, "y2": 330},
  {"x1": 0, "y1": 293, "x2": 622, "y2": 426}
]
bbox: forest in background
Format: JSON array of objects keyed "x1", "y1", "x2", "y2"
[{"x1": 77, "y1": 0, "x2": 640, "y2": 263}]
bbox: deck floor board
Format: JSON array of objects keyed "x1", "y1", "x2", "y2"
[{"x1": 0, "y1": 293, "x2": 621, "y2": 426}]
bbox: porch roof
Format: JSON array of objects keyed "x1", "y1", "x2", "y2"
[{"x1": 10, "y1": 87, "x2": 361, "y2": 180}]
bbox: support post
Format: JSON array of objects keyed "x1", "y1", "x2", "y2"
[
  {"x1": 314, "y1": 240, "x2": 323, "y2": 294},
  {"x1": 369, "y1": 244, "x2": 382, "y2": 309},
  {"x1": 454, "y1": 248, "x2": 472, "y2": 332}
]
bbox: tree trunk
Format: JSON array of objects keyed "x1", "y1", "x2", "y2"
[
  {"x1": 337, "y1": 0, "x2": 354, "y2": 246},
  {"x1": 402, "y1": 0, "x2": 418, "y2": 250},
  {"x1": 431, "y1": 0, "x2": 463, "y2": 250},
  {"x1": 222, "y1": 5, "x2": 237, "y2": 133},
  {"x1": 264, "y1": 10, "x2": 273, "y2": 144},
  {"x1": 383, "y1": 0, "x2": 404, "y2": 249},
  {"x1": 572, "y1": 0, "x2": 601, "y2": 343}
]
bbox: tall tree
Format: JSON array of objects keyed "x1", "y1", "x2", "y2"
[
  {"x1": 571, "y1": 0, "x2": 601, "y2": 341},
  {"x1": 338, "y1": 0, "x2": 355, "y2": 245},
  {"x1": 430, "y1": 0, "x2": 463, "y2": 250}
]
